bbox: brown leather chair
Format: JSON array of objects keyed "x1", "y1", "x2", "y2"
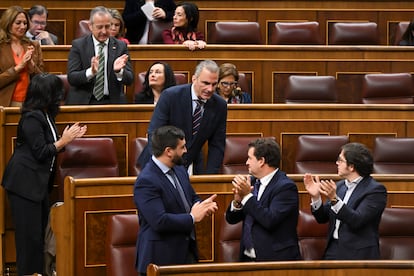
[
  {"x1": 56, "y1": 138, "x2": 119, "y2": 200},
  {"x1": 75, "y1": 19, "x2": 91, "y2": 38},
  {"x1": 373, "y1": 137, "x2": 414, "y2": 174},
  {"x1": 285, "y1": 75, "x2": 337, "y2": 103},
  {"x1": 393, "y1": 21, "x2": 410, "y2": 45},
  {"x1": 221, "y1": 136, "x2": 275, "y2": 174},
  {"x1": 106, "y1": 214, "x2": 139, "y2": 276},
  {"x1": 217, "y1": 213, "x2": 242, "y2": 262},
  {"x1": 297, "y1": 210, "x2": 328, "y2": 260},
  {"x1": 269, "y1": 21, "x2": 323, "y2": 45},
  {"x1": 237, "y1": 73, "x2": 252, "y2": 97},
  {"x1": 362, "y1": 73, "x2": 414, "y2": 104},
  {"x1": 129, "y1": 137, "x2": 148, "y2": 176},
  {"x1": 329, "y1": 22, "x2": 379, "y2": 45},
  {"x1": 148, "y1": 20, "x2": 173, "y2": 44},
  {"x1": 379, "y1": 208, "x2": 414, "y2": 259},
  {"x1": 295, "y1": 135, "x2": 349, "y2": 174},
  {"x1": 134, "y1": 72, "x2": 188, "y2": 97},
  {"x1": 209, "y1": 22, "x2": 262, "y2": 44}
]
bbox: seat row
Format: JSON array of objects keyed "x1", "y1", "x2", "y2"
[
  {"x1": 74, "y1": 19, "x2": 410, "y2": 46},
  {"x1": 57, "y1": 72, "x2": 414, "y2": 105},
  {"x1": 104, "y1": 207, "x2": 414, "y2": 276},
  {"x1": 55, "y1": 134, "x2": 414, "y2": 197}
]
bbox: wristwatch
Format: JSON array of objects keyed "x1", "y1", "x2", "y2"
[{"x1": 330, "y1": 196, "x2": 339, "y2": 206}]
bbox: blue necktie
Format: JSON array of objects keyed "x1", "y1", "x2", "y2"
[
  {"x1": 192, "y1": 99, "x2": 203, "y2": 136},
  {"x1": 167, "y1": 169, "x2": 191, "y2": 213},
  {"x1": 242, "y1": 179, "x2": 261, "y2": 251}
]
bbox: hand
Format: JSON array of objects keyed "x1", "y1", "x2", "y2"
[
  {"x1": 183, "y1": 40, "x2": 199, "y2": 51},
  {"x1": 113, "y1": 54, "x2": 128, "y2": 72},
  {"x1": 196, "y1": 40, "x2": 206, "y2": 49},
  {"x1": 319, "y1": 179, "x2": 337, "y2": 200},
  {"x1": 90, "y1": 56, "x2": 99, "y2": 75},
  {"x1": 190, "y1": 194, "x2": 218, "y2": 222},
  {"x1": 15, "y1": 46, "x2": 34, "y2": 72},
  {"x1": 34, "y1": 31, "x2": 55, "y2": 45},
  {"x1": 60, "y1": 122, "x2": 87, "y2": 145},
  {"x1": 232, "y1": 174, "x2": 252, "y2": 199},
  {"x1": 152, "y1": 7, "x2": 166, "y2": 19},
  {"x1": 303, "y1": 173, "x2": 321, "y2": 200}
]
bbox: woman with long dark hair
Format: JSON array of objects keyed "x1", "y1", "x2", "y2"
[{"x1": 1, "y1": 73, "x2": 87, "y2": 276}]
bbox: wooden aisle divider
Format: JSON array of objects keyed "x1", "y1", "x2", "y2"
[{"x1": 50, "y1": 174, "x2": 414, "y2": 276}]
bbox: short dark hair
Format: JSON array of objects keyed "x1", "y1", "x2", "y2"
[
  {"x1": 342, "y1": 142, "x2": 373, "y2": 177},
  {"x1": 28, "y1": 5, "x2": 48, "y2": 19},
  {"x1": 248, "y1": 138, "x2": 280, "y2": 168},
  {"x1": 22, "y1": 73, "x2": 64, "y2": 118},
  {"x1": 151, "y1": 126, "x2": 185, "y2": 157}
]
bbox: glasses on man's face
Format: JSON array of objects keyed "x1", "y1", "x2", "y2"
[
  {"x1": 220, "y1": 81, "x2": 238, "y2": 88},
  {"x1": 32, "y1": 20, "x2": 47, "y2": 26}
]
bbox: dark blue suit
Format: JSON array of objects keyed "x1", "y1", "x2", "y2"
[
  {"x1": 134, "y1": 160, "x2": 200, "y2": 273},
  {"x1": 225, "y1": 171, "x2": 301, "y2": 261},
  {"x1": 138, "y1": 84, "x2": 227, "y2": 174},
  {"x1": 312, "y1": 176, "x2": 387, "y2": 259}
]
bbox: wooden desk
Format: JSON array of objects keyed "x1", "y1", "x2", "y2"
[
  {"x1": 147, "y1": 261, "x2": 414, "y2": 276},
  {"x1": 41, "y1": 45, "x2": 414, "y2": 103}
]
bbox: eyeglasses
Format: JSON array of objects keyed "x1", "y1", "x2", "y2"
[
  {"x1": 336, "y1": 157, "x2": 346, "y2": 163},
  {"x1": 32, "y1": 20, "x2": 47, "y2": 26},
  {"x1": 220, "y1": 81, "x2": 238, "y2": 88}
]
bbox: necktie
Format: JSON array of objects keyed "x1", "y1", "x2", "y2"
[
  {"x1": 192, "y1": 99, "x2": 204, "y2": 136},
  {"x1": 242, "y1": 179, "x2": 261, "y2": 250},
  {"x1": 93, "y1": 43, "x2": 105, "y2": 101},
  {"x1": 167, "y1": 169, "x2": 191, "y2": 213}
]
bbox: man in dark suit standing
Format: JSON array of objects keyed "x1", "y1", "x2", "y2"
[
  {"x1": 138, "y1": 60, "x2": 227, "y2": 174},
  {"x1": 134, "y1": 125, "x2": 218, "y2": 275},
  {"x1": 226, "y1": 138, "x2": 301, "y2": 261},
  {"x1": 304, "y1": 142, "x2": 387, "y2": 260},
  {"x1": 66, "y1": 6, "x2": 134, "y2": 104}
]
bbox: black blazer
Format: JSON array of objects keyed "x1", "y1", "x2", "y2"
[
  {"x1": 66, "y1": 35, "x2": 134, "y2": 104},
  {"x1": 226, "y1": 171, "x2": 301, "y2": 261},
  {"x1": 138, "y1": 84, "x2": 228, "y2": 174},
  {"x1": 312, "y1": 176, "x2": 387, "y2": 259},
  {"x1": 2, "y1": 110, "x2": 59, "y2": 202},
  {"x1": 122, "y1": 0, "x2": 176, "y2": 44}
]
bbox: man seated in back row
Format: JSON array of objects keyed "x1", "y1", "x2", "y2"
[{"x1": 26, "y1": 5, "x2": 58, "y2": 45}]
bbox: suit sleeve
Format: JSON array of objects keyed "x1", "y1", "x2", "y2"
[
  {"x1": 205, "y1": 102, "x2": 227, "y2": 174},
  {"x1": 67, "y1": 40, "x2": 90, "y2": 86}
]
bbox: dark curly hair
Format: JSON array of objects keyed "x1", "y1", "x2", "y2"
[{"x1": 342, "y1": 142, "x2": 373, "y2": 177}]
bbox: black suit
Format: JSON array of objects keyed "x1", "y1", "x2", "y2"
[
  {"x1": 138, "y1": 84, "x2": 227, "y2": 174},
  {"x1": 66, "y1": 35, "x2": 134, "y2": 104},
  {"x1": 122, "y1": 0, "x2": 176, "y2": 44},
  {"x1": 2, "y1": 110, "x2": 59, "y2": 275}
]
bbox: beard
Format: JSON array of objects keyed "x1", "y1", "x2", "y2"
[{"x1": 172, "y1": 154, "x2": 185, "y2": 166}]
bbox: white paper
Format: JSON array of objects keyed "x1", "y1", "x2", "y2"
[{"x1": 141, "y1": 2, "x2": 156, "y2": 21}]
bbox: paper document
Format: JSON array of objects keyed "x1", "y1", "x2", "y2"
[{"x1": 141, "y1": 2, "x2": 156, "y2": 21}]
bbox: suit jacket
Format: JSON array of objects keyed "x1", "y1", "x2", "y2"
[
  {"x1": 123, "y1": 0, "x2": 176, "y2": 44},
  {"x1": 312, "y1": 176, "x2": 387, "y2": 259},
  {"x1": 138, "y1": 84, "x2": 227, "y2": 174},
  {"x1": 0, "y1": 40, "x2": 44, "y2": 106},
  {"x1": 1, "y1": 110, "x2": 58, "y2": 202},
  {"x1": 225, "y1": 171, "x2": 301, "y2": 261},
  {"x1": 66, "y1": 35, "x2": 134, "y2": 104},
  {"x1": 134, "y1": 160, "x2": 200, "y2": 273}
]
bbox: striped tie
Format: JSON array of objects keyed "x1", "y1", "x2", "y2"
[
  {"x1": 93, "y1": 43, "x2": 105, "y2": 101},
  {"x1": 192, "y1": 99, "x2": 203, "y2": 136}
]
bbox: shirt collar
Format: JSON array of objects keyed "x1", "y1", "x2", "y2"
[
  {"x1": 191, "y1": 84, "x2": 206, "y2": 104},
  {"x1": 151, "y1": 155, "x2": 170, "y2": 174},
  {"x1": 257, "y1": 168, "x2": 279, "y2": 188},
  {"x1": 92, "y1": 35, "x2": 109, "y2": 47},
  {"x1": 345, "y1": 176, "x2": 362, "y2": 189}
]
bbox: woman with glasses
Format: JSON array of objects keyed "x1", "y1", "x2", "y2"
[
  {"x1": 0, "y1": 6, "x2": 44, "y2": 107},
  {"x1": 216, "y1": 63, "x2": 252, "y2": 104}
]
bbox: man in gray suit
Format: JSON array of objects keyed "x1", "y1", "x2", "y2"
[
  {"x1": 66, "y1": 6, "x2": 134, "y2": 105},
  {"x1": 27, "y1": 5, "x2": 58, "y2": 45}
]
